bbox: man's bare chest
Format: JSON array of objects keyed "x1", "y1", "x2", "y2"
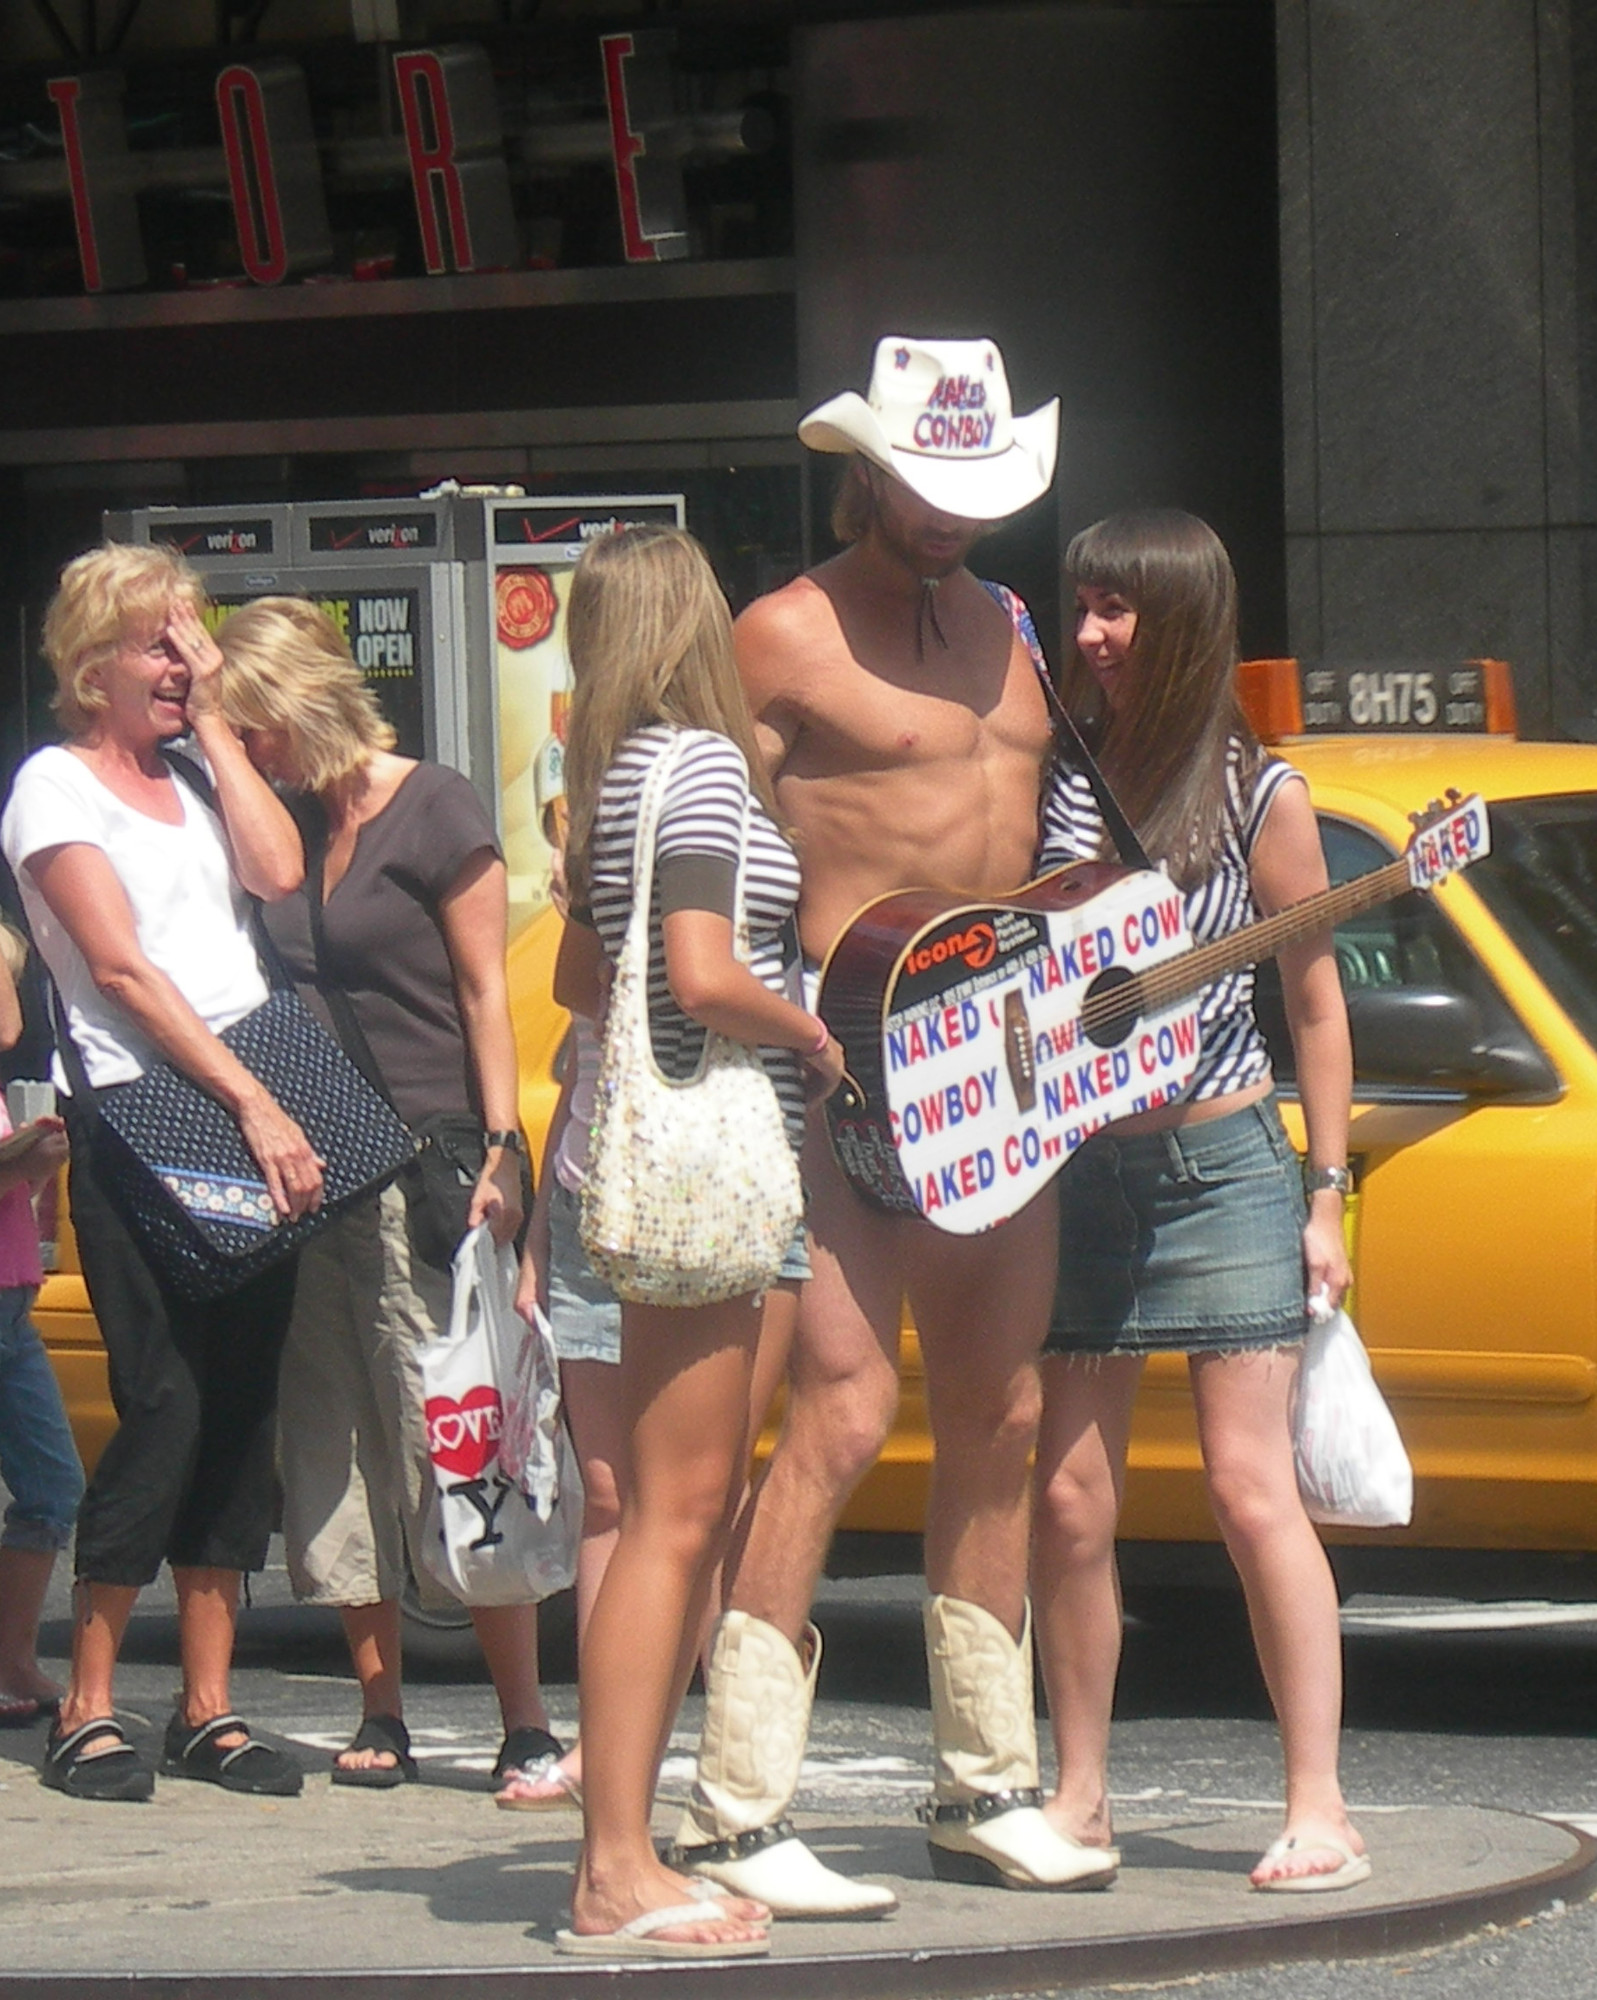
[{"x1": 793, "y1": 651, "x2": 1048, "y2": 776}]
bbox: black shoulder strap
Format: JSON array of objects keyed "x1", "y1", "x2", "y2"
[
  {"x1": 159, "y1": 744, "x2": 216, "y2": 807},
  {"x1": 980, "y1": 579, "x2": 1154, "y2": 873},
  {"x1": 48, "y1": 977, "x2": 98, "y2": 1117}
]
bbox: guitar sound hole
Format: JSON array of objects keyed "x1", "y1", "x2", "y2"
[{"x1": 1082, "y1": 965, "x2": 1140, "y2": 1047}]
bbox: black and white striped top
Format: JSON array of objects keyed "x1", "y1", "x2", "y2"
[
  {"x1": 588, "y1": 723, "x2": 805, "y2": 1153},
  {"x1": 1037, "y1": 740, "x2": 1302, "y2": 1104}
]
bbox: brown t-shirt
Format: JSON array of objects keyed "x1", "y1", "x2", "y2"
[{"x1": 262, "y1": 762, "x2": 501, "y2": 1130}]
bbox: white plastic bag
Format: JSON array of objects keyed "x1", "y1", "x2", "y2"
[
  {"x1": 419, "y1": 1225, "x2": 582, "y2": 1606},
  {"x1": 1292, "y1": 1291, "x2": 1413, "y2": 1529}
]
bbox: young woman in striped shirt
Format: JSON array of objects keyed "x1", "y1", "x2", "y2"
[
  {"x1": 1029, "y1": 511, "x2": 1367, "y2": 1893},
  {"x1": 552, "y1": 526, "x2": 842, "y2": 1958}
]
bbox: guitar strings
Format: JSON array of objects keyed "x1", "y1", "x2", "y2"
[{"x1": 1075, "y1": 854, "x2": 1415, "y2": 1037}]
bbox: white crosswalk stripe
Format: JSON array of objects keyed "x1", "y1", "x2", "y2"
[{"x1": 1340, "y1": 1600, "x2": 1597, "y2": 1634}]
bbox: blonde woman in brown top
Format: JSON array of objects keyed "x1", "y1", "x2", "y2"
[{"x1": 220, "y1": 596, "x2": 555, "y2": 1793}]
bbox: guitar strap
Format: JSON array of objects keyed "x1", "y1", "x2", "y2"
[{"x1": 981, "y1": 579, "x2": 1155, "y2": 874}]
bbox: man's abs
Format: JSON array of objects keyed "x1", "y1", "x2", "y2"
[{"x1": 782, "y1": 751, "x2": 1043, "y2": 960}]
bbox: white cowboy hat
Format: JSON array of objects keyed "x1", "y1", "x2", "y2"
[{"x1": 798, "y1": 335, "x2": 1059, "y2": 522}]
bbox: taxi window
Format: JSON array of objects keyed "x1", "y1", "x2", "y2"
[
  {"x1": 1468, "y1": 796, "x2": 1597, "y2": 1056},
  {"x1": 1258, "y1": 815, "x2": 1534, "y2": 1096}
]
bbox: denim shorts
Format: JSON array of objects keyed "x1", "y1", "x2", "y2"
[
  {"x1": 548, "y1": 1180, "x2": 623, "y2": 1365},
  {"x1": 1045, "y1": 1096, "x2": 1309, "y2": 1358}
]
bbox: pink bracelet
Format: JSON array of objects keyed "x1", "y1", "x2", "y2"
[{"x1": 804, "y1": 1017, "x2": 830, "y2": 1057}]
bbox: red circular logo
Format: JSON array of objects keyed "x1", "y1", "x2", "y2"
[{"x1": 496, "y1": 568, "x2": 557, "y2": 650}]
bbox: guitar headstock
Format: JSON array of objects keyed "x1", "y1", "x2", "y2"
[{"x1": 1404, "y1": 790, "x2": 1491, "y2": 889}]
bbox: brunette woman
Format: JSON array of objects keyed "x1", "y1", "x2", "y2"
[{"x1": 1030, "y1": 511, "x2": 1366, "y2": 1891}]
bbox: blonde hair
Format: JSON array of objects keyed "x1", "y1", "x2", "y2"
[
  {"x1": 0, "y1": 922, "x2": 27, "y2": 982},
  {"x1": 1062, "y1": 510, "x2": 1260, "y2": 892},
  {"x1": 563, "y1": 527, "x2": 778, "y2": 906},
  {"x1": 42, "y1": 542, "x2": 208, "y2": 738},
  {"x1": 217, "y1": 596, "x2": 395, "y2": 795}
]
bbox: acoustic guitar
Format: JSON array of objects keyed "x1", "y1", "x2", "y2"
[{"x1": 816, "y1": 792, "x2": 1491, "y2": 1233}]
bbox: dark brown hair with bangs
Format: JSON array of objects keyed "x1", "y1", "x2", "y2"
[{"x1": 1062, "y1": 509, "x2": 1261, "y2": 891}]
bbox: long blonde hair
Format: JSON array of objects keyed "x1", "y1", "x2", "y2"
[
  {"x1": 563, "y1": 527, "x2": 778, "y2": 905},
  {"x1": 1062, "y1": 510, "x2": 1260, "y2": 891},
  {"x1": 217, "y1": 596, "x2": 395, "y2": 795}
]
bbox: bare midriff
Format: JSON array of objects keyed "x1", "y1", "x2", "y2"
[{"x1": 781, "y1": 740, "x2": 1046, "y2": 959}]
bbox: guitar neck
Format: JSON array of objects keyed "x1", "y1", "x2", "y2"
[{"x1": 1126, "y1": 856, "x2": 1413, "y2": 1019}]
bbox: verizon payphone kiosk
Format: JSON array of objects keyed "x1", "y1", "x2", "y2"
[{"x1": 106, "y1": 490, "x2": 686, "y2": 950}]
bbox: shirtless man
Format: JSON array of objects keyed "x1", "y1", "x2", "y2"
[{"x1": 665, "y1": 338, "x2": 1119, "y2": 1911}]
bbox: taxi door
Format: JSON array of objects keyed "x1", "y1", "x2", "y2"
[{"x1": 1284, "y1": 805, "x2": 1597, "y2": 1554}]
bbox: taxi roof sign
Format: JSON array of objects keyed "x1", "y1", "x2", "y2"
[{"x1": 1237, "y1": 657, "x2": 1517, "y2": 742}]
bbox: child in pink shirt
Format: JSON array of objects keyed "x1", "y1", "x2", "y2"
[{"x1": 0, "y1": 922, "x2": 80, "y2": 1724}]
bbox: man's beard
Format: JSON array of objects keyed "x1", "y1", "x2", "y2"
[{"x1": 873, "y1": 513, "x2": 973, "y2": 583}]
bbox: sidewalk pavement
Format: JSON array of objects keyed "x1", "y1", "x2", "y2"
[{"x1": 1, "y1": 1716, "x2": 1591, "y2": 2000}]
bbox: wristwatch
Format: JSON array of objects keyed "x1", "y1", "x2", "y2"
[
  {"x1": 484, "y1": 1129, "x2": 526, "y2": 1155},
  {"x1": 1303, "y1": 1163, "x2": 1353, "y2": 1196}
]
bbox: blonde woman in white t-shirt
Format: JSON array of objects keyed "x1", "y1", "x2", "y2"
[{"x1": 0, "y1": 542, "x2": 317, "y2": 1805}]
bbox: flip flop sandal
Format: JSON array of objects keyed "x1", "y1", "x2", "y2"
[
  {"x1": 686, "y1": 1879, "x2": 772, "y2": 1925},
  {"x1": 163, "y1": 1711, "x2": 304, "y2": 1797},
  {"x1": 1252, "y1": 1833, "x2": 1372, "y2": 1893},
  {"x1": 495, "y1": 1754, "x2": 581, "y2": 1812},
  {"x1": 554, "y1": 1903, "x2": 770, "y2": 1960},
  {"x1": 490, "y1": 1724, "x2": 562, "y2": 1786},
  {"x1": 40, "y1": 1717, "x2": 154, "y2": 1802},
  {"x1": 330, "y1": 1713, "x2": 418, "y2": 1790}
]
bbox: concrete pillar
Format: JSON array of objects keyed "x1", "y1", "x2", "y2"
[{"x1": 1278, "y1": 0, "x2": 1591, "y2": 734}]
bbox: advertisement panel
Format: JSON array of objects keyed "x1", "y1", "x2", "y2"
[
  {"x1": 107, "y1": 491, "x2": 686, "y2": 946},
  {"x1": 487, "y1": 495, "x2": 685, "y2": 944}
]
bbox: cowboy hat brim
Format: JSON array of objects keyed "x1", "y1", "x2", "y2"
[{"x1": 798, "y1": 390, "x2": 1059, "y2": 521}]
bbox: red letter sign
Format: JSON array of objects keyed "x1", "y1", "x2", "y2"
[
  {"x1": 392, "y1": 46, "x2": 516, "y2": 275},
  {"x1": 217, "y1": 67, "x2": 288, "y2": 283},
  {"x1": 601, "y1": 32, "x2": 688, "y2": 263},
  {"x1": 213, "y1": 61, "x2": 331, "y2": 287},
  {"x1": 47, "y1": 72, "x2": 146, "y2": 294}
]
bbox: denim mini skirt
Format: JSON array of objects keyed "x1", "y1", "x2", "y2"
[{"x1": 1045, "y1": 1095, "x2": 1310, "y2": 1358}]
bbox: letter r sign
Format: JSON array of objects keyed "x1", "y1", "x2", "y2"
[{"x1": 392, "y1": 46, "x2": 517, "y2": 274}]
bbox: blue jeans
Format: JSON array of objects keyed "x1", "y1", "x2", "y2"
[{"x1": 0, "y1": 1285, "x2": 84, "y2": 1553}]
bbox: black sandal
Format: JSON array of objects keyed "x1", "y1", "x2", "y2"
[
  {"x1": 163, "y1": 1711, "x2": 303, "y2": 1796},
  {"x1": 41, "y1": 1717, "x2": 154, "y2": 1802},
  {"x1": 331, "y1": 1713, "x2": 418, "y2": 1789},
  {"x1": 492, "y1": 1724, "x2": 562, "y2": 1786}
]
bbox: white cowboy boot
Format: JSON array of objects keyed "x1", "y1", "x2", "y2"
[
  {"x1": 663, "y1": 1611, "x2": 898, "y2": 1918},
  {"x1": 920, "y1": 1594, "x2": 1119, "y2": 1890}
]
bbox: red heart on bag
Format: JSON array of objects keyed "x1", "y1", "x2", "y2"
[{"x1": 425, "y1": 1389, "x2": 504, "y2": 1478}]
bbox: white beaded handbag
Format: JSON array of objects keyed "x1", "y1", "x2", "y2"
[{"x1": 580, "y1": 731, "x2": 803, "y2": 1307}]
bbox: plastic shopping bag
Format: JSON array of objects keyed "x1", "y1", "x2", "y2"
[
  {"x1": 419, "y1": 1225, "x2": 582, "y2": 1606},
  {"x1": 1291, "y1": 1290, "x2": 1413, "y2": 1529}
]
